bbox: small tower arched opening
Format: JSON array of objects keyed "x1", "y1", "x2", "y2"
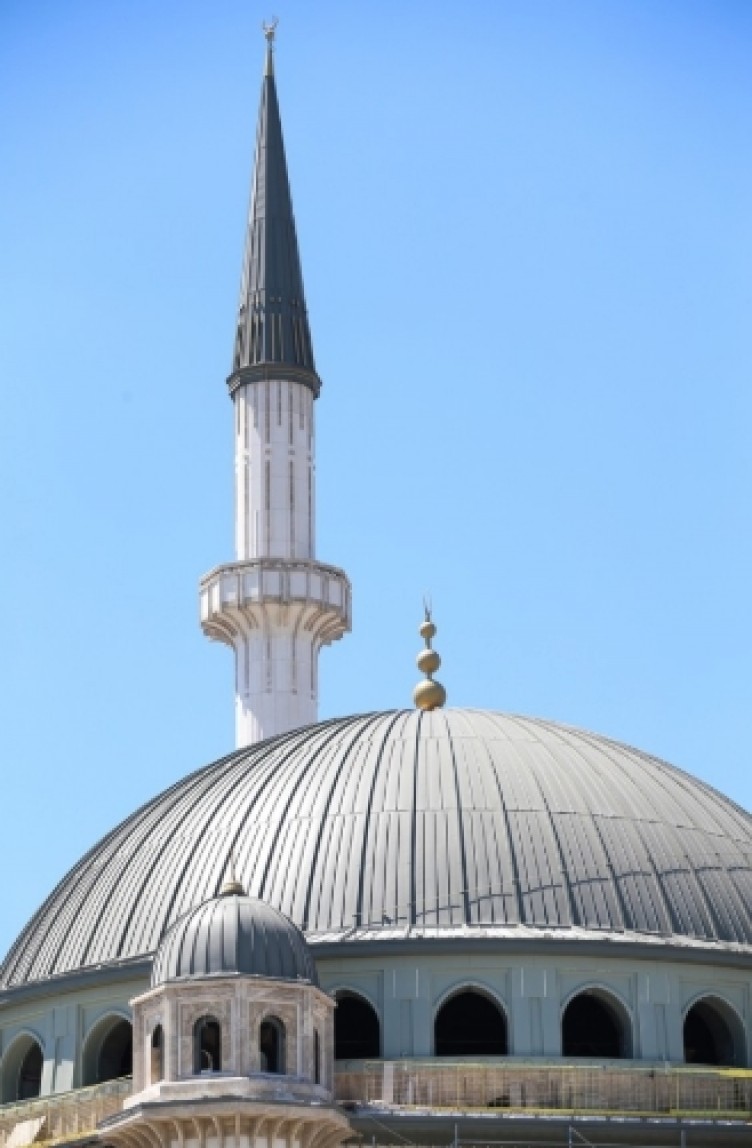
[
  {"x1": 193, "y1": 1016, "x2": 222, "y2": 1073},
  {"x1": 260, "y1": 1016, "x2": 286, "y2": 1074},
  {"x1": 150, "y1": 1023, "x2": 164, "y2": 1084}
]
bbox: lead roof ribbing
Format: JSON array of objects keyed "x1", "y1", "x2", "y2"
[{"x1": 2, "y1": 710, "x2": 752, "y2": 988}]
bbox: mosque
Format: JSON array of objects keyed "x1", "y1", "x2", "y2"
[{"x1": 1, "y1": 25, "x2": 752, "y2": 1148}]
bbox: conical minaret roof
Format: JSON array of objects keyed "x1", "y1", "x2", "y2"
[{"x1": 228, "y1": 27, "x2": 321, "y2": 397}]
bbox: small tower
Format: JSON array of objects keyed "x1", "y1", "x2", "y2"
[
  {"x1": 200, "y1": 24, "x2": 351, "y2": 747},
  {"x1": 101, "y1": 882, "x2": 348, "y2": 1148}
]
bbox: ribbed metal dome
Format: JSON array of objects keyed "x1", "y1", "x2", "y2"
[
  {"x1": 151, "y1": 893, "x2": 318, "y2": 986},
  {"x1": 3, "y1": 709, "x2": 752, "y2": 988}
]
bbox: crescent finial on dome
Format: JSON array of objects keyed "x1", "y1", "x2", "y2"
[{"x1": 413, "y1": 601, "x2": 447, "y2": 711}]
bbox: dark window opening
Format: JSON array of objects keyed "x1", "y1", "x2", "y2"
[
  {"x1": 435, "y1": 990, "x2": 507, "y2": 1057},
  {"x1": 17, "y1": 1042, "x2": 43, "y2": 1101},
  {"x1": 260, "y1": 1017, "x2": 285, "y2": 1074},
  {"x1": 98, "y1": 1020, "x2": 133, "y2": 1083},
  {"x1": 684, "y1": 1001, "x2": 738, "y2": 1066},
  {"x1": 150, "y1": 1024, "x2": 163, "y2": 1084},
  {"x1": 314, "y1": 1029, "x2": 321, "y2": 1084},
  {"x1": 193, "y1": 1016, "x2": 221, "y2": 1074},
  {"x1": 334, "y1": 994, "x2": 380, "y2": 1060},
  {"x1": 562, "y1": 992, "x2": 629, "y2": 1059}
]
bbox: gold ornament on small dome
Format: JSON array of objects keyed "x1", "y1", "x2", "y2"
[
  {"x1": 220, "y1": 853, "x2": 245, "y2": 897},
  {"x1": 413, "y1": 603, "x2": 447, "y2": 711}
]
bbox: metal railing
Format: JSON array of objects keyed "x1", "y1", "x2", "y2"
[{"x1": 333, "y1": 1059, "x2": 752, "y2": 1118}]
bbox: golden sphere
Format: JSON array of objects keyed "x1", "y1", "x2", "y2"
[
  {"x1": 419, "y1": 620, "x2": 437, "y2": 640},
  {"x1": 416, "y1": 648, "x2": 441, "y2": 674},
  {"x1": 413, "y1": 678, "x2": 447, "y2": 711}
]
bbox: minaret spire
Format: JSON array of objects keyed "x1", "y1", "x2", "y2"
[{"x1": 200, "y1": 27, "x2": 351, "y2": 747}]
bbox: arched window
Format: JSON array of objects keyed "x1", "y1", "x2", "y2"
[
  {"x1": 684, "y1": 998, "x2": 743, "y2": 1067},
  {"x1": 1, "y1": 1036, "x2": 44, "y2": 1103},
  {"x1": 150, "y1": 1024, "x2": 163, "y2": 1084},
  {"x1": 562, "y1": 990, "x2": 631, "y2": 1059},
  {"x1": 82, "y1": 1017, "x2": 133, "y2": 1086},
  {"x1": 18, "y1": 1041, "x2": 43, "y2": 1101},
  {"x1": 334, "y1": 992, "x2": 380, "y2": 1060},
  {"x1": 193, "y1": 1016, "x2": 221, "y2": 1074},
  {"x1": 434, "y1": 990, "x2": 507, "y2": 1056},
  {"x1": 260, "y1": 1017, "x2": 285, "y2": 1074}
]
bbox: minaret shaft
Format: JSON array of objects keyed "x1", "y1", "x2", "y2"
[
  {"x1": 200, "y1": 31, "x2": 350, "y2": 748},
  {"x1": 234, "y1": 380, "x2": 315, "y2": 562}
]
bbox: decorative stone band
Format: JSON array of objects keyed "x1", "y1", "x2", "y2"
[{"x1": 199, "y1": 559, "x2": 351, "y2": 646}]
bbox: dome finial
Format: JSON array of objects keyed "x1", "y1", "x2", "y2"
[
  {"x1": 413, "y1": 599, "x2": 447, "y2": 711},
  {"x1": 220, "y1": 851, "x2": 245, "y2": 897},
  {"x1": 262, "y1": 17, "x2": 278, "y2": 76}
]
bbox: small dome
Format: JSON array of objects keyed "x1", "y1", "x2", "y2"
[{"x1": 151, "y1": 893, "x2": 318, "y2": 987}]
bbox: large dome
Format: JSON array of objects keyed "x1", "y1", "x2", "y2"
[{"x1": 3, "y1": 708, "x2": 752, "y2": 988}]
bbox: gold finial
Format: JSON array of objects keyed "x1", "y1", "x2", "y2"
[
  {"x1": 262, "y1": 17, "x2": 278, "y2": 76},
  {"x1": 220, "y1": 852, "x2": 245, "y2": 897},
  {"x1": 413, "y1": 601, "x2": 447, "y2": 711}
]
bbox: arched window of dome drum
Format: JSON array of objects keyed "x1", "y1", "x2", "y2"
[
  {"x1": 150, "y1": 1024, "x2": 163, "y2": 1084},
  {"x1": 17, "y1": 1040, "x2": 43, "y2": 1101},
  {"x1": 684, "y1": 999, "x2": 743, "y2": 1067},
  {"x1": 334, "y1": 993, "x2": 380, "y2": 1060},
  {"x1": 314, "y1": 1029, "x2": 321, "y2": 1084},
  {"x1": 434, "y1": 990, "x2": 507, "y2": 1057},
  {"x1": 562, "y1": 991, "x2": 631, "y2": 1059},
  {"x1": 82, "y1": 1018, "x2": 133, "y2": 1086},
  {"x1": 0, "y1": 1036, "x2": 44, "y2": 1104},
  {"x1": 193, "y1": 1017, "x2": 221, "y2": 1074},
  {"x1": 260, "y1": 1017, "x2": 286, "y2": 1074}
]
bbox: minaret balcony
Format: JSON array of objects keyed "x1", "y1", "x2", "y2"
[{"x1": 199, "y1": 558, "x2": 351, "y2": 646}]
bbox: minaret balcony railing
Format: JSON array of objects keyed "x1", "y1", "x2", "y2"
[{"x1": 199, "y1": 558, "x2": 351, "y2": 646}]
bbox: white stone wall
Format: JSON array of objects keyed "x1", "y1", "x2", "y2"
[
  {"x1": 234, "y1": 381, "x2": 315, "y2": 563},
  {"x1": 200, "y1": 376, "x2": 350, "y2": 747}
]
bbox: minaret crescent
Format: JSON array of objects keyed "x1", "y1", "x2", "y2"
[{"x1": 200, "y1": 29, "x2": 351, "y2": 747}]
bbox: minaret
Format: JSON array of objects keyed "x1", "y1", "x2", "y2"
[{"x1": 200, "y1": 23, "x2": 351, "y2": 747}]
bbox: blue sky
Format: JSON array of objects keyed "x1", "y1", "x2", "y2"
[{"x1": 1, "y1": 0, "x2": 750, "y2": 960}]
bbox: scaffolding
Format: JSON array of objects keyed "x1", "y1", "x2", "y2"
[
  {"x1": 333, "y1": 1059, "x2": 752, "y2": 1118},
  {"x1": 0, "y1": 1062, "x2": 751, "y2": 1148}
]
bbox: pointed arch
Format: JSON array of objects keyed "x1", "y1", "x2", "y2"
[
  {"x1": 683, "y1": 994, "x2": 746, "y2": 1067},
  {"x1": 333, "y1": 990, "x2": 380, "y2": 1060},
  {"x1": 82, "y1": 1013, "x2": 132, "y2": 1085},
  {"x1": 562, "y1": 986, "x2": 632, "y2": 1059},
  {"x1": 434, "y1": 985, "x2": 507, "y2": 1056},
  {"x1": 0, "y1": 1031, "x2": 44, "y2": 1103}
]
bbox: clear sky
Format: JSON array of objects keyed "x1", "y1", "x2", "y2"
[{"x1": 1, "y1": 0, "x2": 750, "y2": 961}]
